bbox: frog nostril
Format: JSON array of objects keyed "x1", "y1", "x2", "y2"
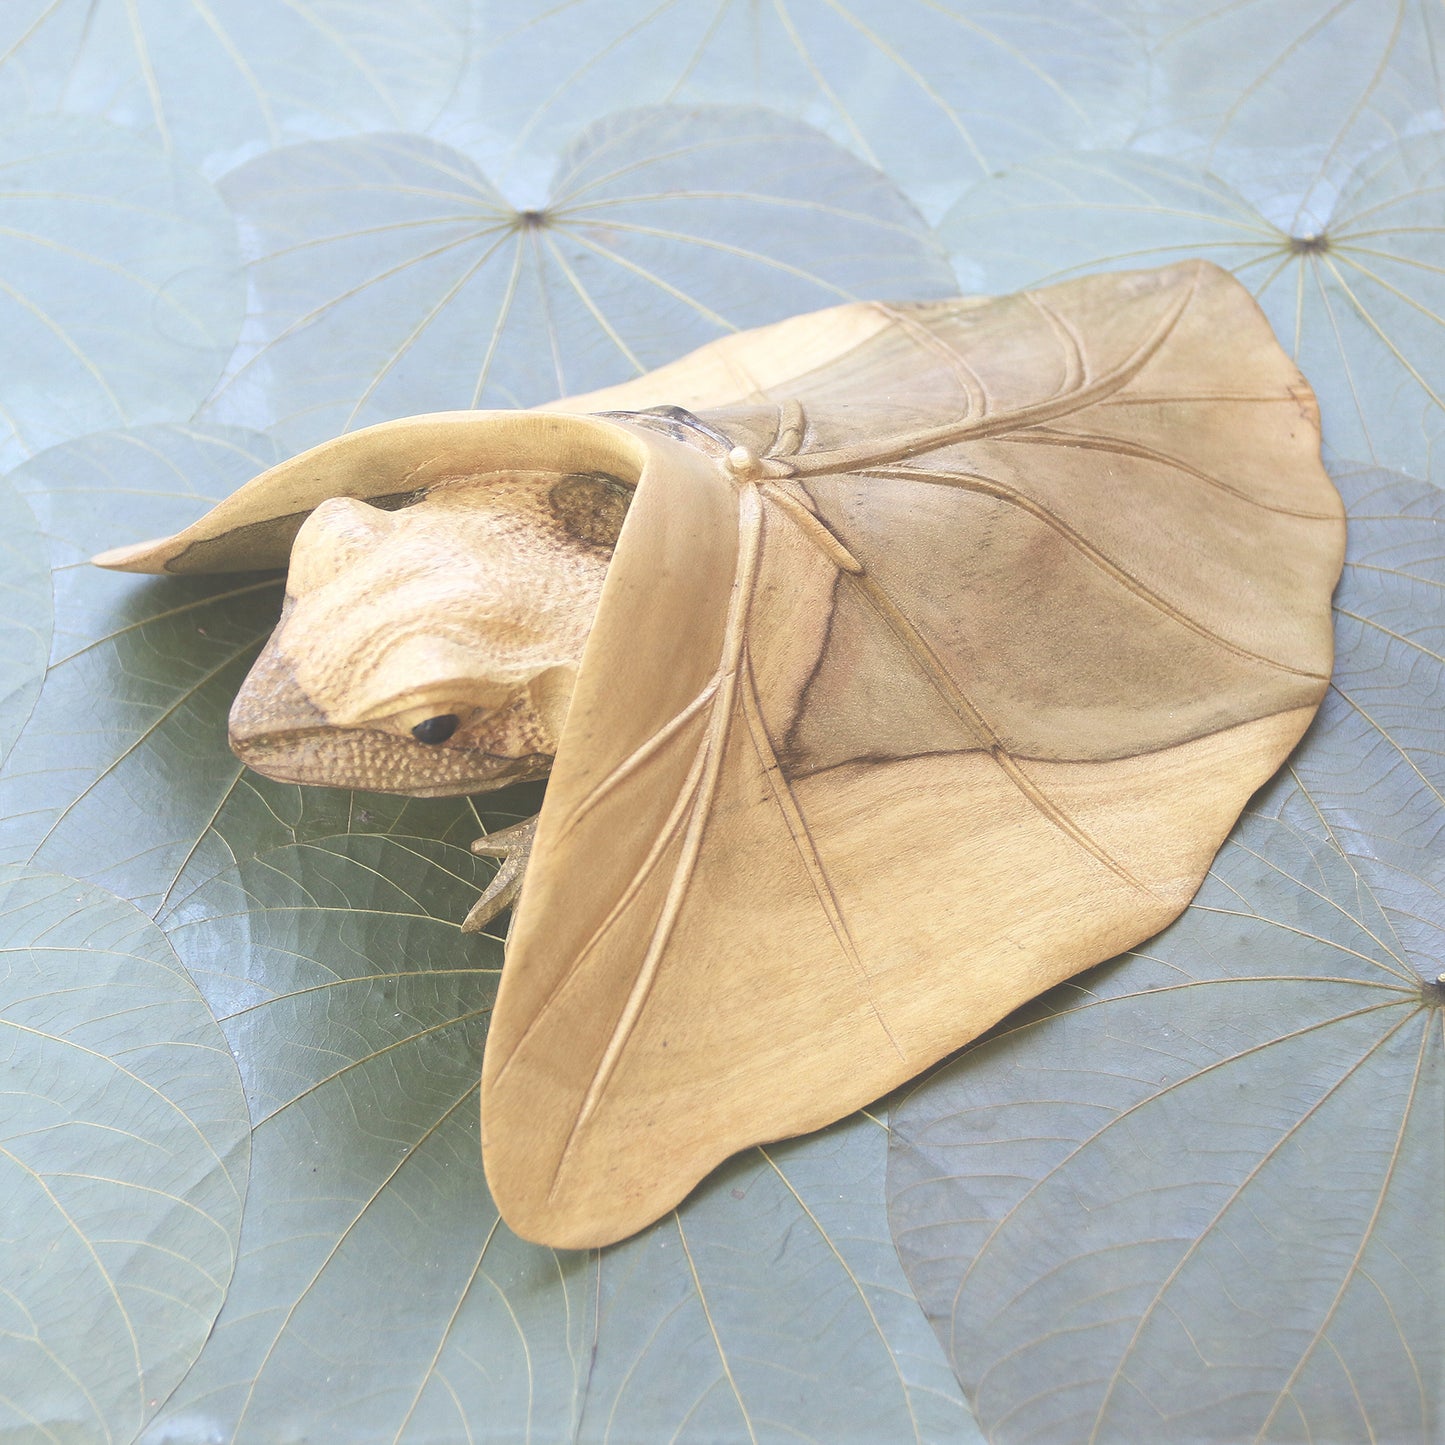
[{"x1": 411, "y1": 714, "x2": 459, "y2": 745}]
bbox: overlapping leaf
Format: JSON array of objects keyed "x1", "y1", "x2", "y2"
[
  {"x1": 0, "y1": 0, "x2": 470, "y2": 175},
  {"x1": 0, "y1": 475, "x2": 48, "y2": 766},
  {"x1": 1136, "y1": 0, "x2": 1445, "y2": 231},
  {"x1": 0, "y1": 425, "x2": 288, "y2": 901},
  {"x1": 201, "y1": 105, "x2": 957, "y2": 451},
  {"x1": 889, "y1": 810, "x2": 1442, "y2": 1445},
  {"x1": 0, "y1": 116, "x2": 243, "y2": 472},
  {"x1": 137, "y1": 816, "x2": 574, "y2": 1444},
  {"x1": 1287, "y1": 465, "x2": 1444, "y2": 981},
  {"x1": 583, "y1": 1120, "x2": 979, "y2": 1444},
  {"x1": 441, "y1": 0, "x2": 1146, "y2": 220},
  {"x1": 0, "y1": 865, "x2": 249, "y2": 1441},
  {"x1": 942, "y1": 137, "x2": 1445, "y2": 483}
]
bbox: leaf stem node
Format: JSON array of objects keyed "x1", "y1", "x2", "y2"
[{"x1": 727, "y1": 445, "x2": 764, "y2": 481}]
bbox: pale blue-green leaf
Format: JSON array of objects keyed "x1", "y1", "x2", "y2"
[
  {"x1": 0, "y1": 474, "x2": 49, "y2": 766},
  {"x1": 199, "y1": 106, "x2": 956, "y2": 451},
  {"x1": 1135, "y1": 0, "x2": 1445, "y2": 232},
  {"x1": 1428, "y1": 395, "x2": 1445, "y2": 478},
  {"x1": 0, "y1": 425, "x2": 287, "y2": 897},
  {"x1": 137, "y1": 796, "x2": 971, "y2": 1441},
  {"x1": 138, "y1": 827, "x2": 596, "y2": 1445},
  {"x1": 2, "y1": 166, "x2": 977, "y2": 1440},
  {"x1": 582, "y1": 1117, "x2": 978, "y2": 1444},
  {"x1": 0, "y1": 865, "x2": 249, "y2": 1441},
  {"x1": 437, "y1": 0, "x2": 1146, "y2": 222},
  {"x1": 9, "y1": 423, "x2": 285, "y2": 655},
  {"x1": 0, "y1": 117, "x2": 243, "y2": 472},
  {"x1": 941, "y1": 139, "x2": 1445, "y2": 482},
  {"x1": 1277, "y1": 465, "x2": 1444, "y2": 984},
  {"x1": 0, "y1": 0, "x2": 470, "y2": 176},
  {"x1": 889, "y1": 812, "x2": 1442, "y2": 1445}
]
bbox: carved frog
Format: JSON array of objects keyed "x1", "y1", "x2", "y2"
[{"x1": 227, "y1": 468, "x2": 630, "y2": 928}]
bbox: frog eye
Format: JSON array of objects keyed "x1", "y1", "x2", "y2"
[{"x1": 411, "y1": 714, "x2": 459, "y2": 745}]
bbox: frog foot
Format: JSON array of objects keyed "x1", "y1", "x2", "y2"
[{"x1": 461, "y1": 814, "x2": 538, "y2": 933}]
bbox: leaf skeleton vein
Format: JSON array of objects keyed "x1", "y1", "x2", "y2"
[
  {"x1": 557, "y1": 189, "x2": 930, "y2": 238},
  {"x1": 542, "y1": 486, "x2": 766, "y2": 1196},
  {"x1": 673, "y1": 1210, "x2": 760, "y2": 1445},
  {"x1": 489, "y1": 728, "x2": 711, "y2": 1086},
  {"x1": 817, "y1": 0, "x2": 991, "y2": 168},
  {"x1": 1081, "y1": 1005, "x2": 1425, "y2": 1445},
  {"x1": 229, "y1": 1081, "x2": 482, "y2": 1437},
  {"x1": 562, "y1": 225, "x2": 737, "y2": 332},
  {"x1": 1323, "y1": 252, "x2": 1445, "y2": 411},
  {"x1": 947, "y1": 996, "x2": 1414, "y2": 1378},
  {"x1": 213, "y1": 225, "x2": 517, "y2": 405},
  {"x1": 788, "y1": 270, "x2": 1197, "y2": 478},
  {"x1": 1006, "y1": 428, "x2": 1340, "y2": 521},
  {"x1": 1, "y1": 1140, "x2": 141, "y2": 1431},
  {"x1": 754, "y1": 1142, "x2": 923, "y2": 1439},
  {"x1": 390, "y1": 1214, "x2": 507, "y2": 1445},
  {"x1": 344, "y1": 233, "x2": 518, "y2": 430},
  {"x1": 252, "y1": 1006, "x2": 491, "y2": 1127},
  {"x1": 543, "y1": 232, "x2": 646, "y2": 373},
  {"x1": 771, "y1": 0, "x2": 877, "y2": 164},
  {"x1": 739, "y1": 643, "x2": 904, "y2": 1060},
  {"x1": 1327, "y1": 680, "x2": 1445, "y2": 812}
]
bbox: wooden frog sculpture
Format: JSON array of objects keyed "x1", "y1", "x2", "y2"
[{"x1": 96, "y1": 261, "x2": 1345, "y2": 1248}]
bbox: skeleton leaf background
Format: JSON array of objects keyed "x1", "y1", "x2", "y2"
[{"x1": 0, "y1": 3, "x2": 1440, "y2": 1443}]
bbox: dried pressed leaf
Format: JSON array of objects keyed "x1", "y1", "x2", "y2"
[
  {"x1": 0, "y1": 116, "x2": 243, "y2": 471},
  {"x1": 0, "y1": 865, "x2": 249, "y2": 1441},
  {"x1": 444, "y1": 0, "x2": 1146, "y2": 219},
  {"x1": 0, "y1": 0, "x2": 470, "y2": 173},
  {"x1": 473, "y1": 259, "x2": 1342, "y2": 1245}
]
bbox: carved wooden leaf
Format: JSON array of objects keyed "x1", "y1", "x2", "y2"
[{"x1": 485, "y1": 258, "x2": 1344, "y2": 1244}]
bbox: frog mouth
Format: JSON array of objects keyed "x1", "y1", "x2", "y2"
[{"x1": 229, "y1": 722, "x2": 551, "y2": 797}]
